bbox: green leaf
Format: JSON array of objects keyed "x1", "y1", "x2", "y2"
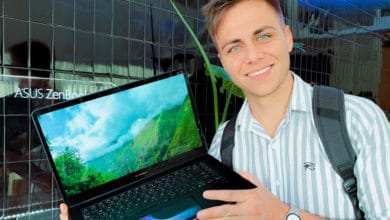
[
  {"x1": 206, "y1": 64, "x2": 231, "y2": 81},
  {"x1": 221, "y1": 79, "x2": 245, "y2": 98}
]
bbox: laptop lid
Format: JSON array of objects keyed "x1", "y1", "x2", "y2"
[{"x1": 31, "y1": 70, "x2": 208, "y2": 206}]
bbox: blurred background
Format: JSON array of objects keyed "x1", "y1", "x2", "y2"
[{"x1": 0, "y1": 0, "x2": 389, "y2": 219}]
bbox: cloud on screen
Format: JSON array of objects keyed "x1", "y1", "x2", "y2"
[{"x1": 41, "y1": 75, "x2": 188, "y2": 161}]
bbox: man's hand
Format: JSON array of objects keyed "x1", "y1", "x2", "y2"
[
  {"x1": 196, "y1": 171, "x2": 289, "y2": 220},
  {"x1": 59, "y1": 203, "x2": 70, "y2": 220}
]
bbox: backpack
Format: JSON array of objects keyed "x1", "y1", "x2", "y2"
[{"x1": 220, "y1": 85, "x2": 364, "y2": 219}]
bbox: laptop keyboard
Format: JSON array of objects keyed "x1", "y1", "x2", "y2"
[{"x1": 81, "y1": 161, "x2": 227, "y2": 219}]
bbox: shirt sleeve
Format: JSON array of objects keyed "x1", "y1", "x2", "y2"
[{"x1": 345, "y1": 95, "x2": 390, "y2": 218}]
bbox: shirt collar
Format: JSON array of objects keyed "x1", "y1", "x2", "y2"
[
  {"x1": 236, "y1": 72, "x2": 312, "y2": 131},
  {"x1": 290, "y1": 72, "x2": 312, "y2": 113}
]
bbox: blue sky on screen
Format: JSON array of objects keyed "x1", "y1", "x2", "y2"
[{"x1": 38, "y1": 74, "x2": 188, "y2": 161}]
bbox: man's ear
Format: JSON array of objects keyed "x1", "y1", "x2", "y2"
[{"x1": 284, "y1": 25, "x2": 294, "y2": 52}]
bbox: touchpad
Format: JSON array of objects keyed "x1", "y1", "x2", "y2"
[{"x1": 139, "y1": 197, "x2": 201, "y2": 220}]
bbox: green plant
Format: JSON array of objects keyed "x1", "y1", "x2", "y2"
[{"x1": 170, "y1": 0, "x2": 243, "y2": 130}]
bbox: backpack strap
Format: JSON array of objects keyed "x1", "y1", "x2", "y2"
[
  {"x1": 312, "y1": 85, "x2": 363, "y2": 219},
  {"x1": 220, "y1": 114, "x2": 237, "y2": 169}
]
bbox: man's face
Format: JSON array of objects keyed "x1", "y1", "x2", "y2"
[{"x1": 215, "y1": 0, "x2": 293, "y2": 100}]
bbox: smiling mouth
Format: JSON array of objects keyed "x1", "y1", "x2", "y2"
[{"x1": 247, "y1": 66, "x2": 272, "y2": 77}]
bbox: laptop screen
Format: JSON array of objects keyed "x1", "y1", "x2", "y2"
[{"x1": 33, "y1": 72, "x2": 203, "y2": 197}]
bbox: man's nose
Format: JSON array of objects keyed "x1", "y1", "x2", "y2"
[{"x1": 245, "y1": 44, "x2": 264, "y2": 63}]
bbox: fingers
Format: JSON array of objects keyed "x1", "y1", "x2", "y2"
[
  {"x1": 203, "y1": 187, "x2": 257, "y2": 203},
  {"x1": 197, "y1": 204, "x2": 260, "y2": 220},
  {"x1": 59, "y1": 203, "x2": 69, "y2": 220},
  {"x1": 238, "y1": 171, "x2": 263, "y2": 187},
  {"x1": 197, "y1": 203, "x2": 236, "y2": 219}
]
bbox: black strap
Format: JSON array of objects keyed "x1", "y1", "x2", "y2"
[
  {"x1": 220, "y1": 114, "x2": 237, "y2": 169},
  {"x1": 312, "y1": 85, "x2": 364, "y2": 219}
]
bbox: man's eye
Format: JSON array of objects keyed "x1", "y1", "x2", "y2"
[
  {"x1": 228, "y1": 45, "x2": 240, "y2": 53},
  {"x1": 258, "y1": 34, "x2": 269, "y2": 41}
]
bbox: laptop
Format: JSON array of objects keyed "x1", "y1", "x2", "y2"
[{"x1": 31, "y1": 70, "x2": 255, "y2": 219}]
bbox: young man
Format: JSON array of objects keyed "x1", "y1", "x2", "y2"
[{"x1": 196, "y1": 0, "x2": 390, "y2": 219}]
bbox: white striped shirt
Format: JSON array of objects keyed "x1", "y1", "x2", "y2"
[{"x1": 208, "y1": 73, "x2": 390, "y2": 219}]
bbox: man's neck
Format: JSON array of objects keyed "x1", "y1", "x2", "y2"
[{"x1": 247, "y1": 73, "x2": 294, "y2": 137}]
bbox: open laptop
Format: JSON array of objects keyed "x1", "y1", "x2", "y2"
[{"x1": 32, "y1": 70, "x2": 255, "y2": 219}]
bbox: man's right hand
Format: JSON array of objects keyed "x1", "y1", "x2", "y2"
[{"x1": 59, "y1": 203, "x2": 70, "y2": 220}]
